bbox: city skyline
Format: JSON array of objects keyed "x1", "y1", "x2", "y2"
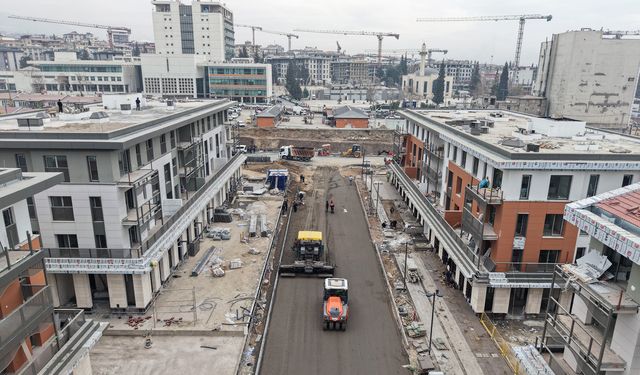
[{"x1": 0, "y1": 0, "x2": 638, "y2": 65}]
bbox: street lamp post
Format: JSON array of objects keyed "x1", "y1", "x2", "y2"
[
  {"x1": 374, "y1": 181, "x2": 382, "y2": 217},
  {"x1": 403, "y1": 242, "x2": 409, "y2": 291},
  {"x1": 426, "y1": 290, "x2": 443, "y2": 354}
]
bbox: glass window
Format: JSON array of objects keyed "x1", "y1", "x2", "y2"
[
  {"x1": 26, "y1": 197, "x2": 37, "y2": 219},
  {"x1": 472, "y1": 157, "x2": 479, "y2": 176},
  {"x1": 170, "y1": 131, "x2": 176, "y2": 148},
  {"x1": 455, "y1": 176, "x2": 462, "y2": 195},
  {"x1": 543, "y1": 214, "x2": 564, "y2": 236},
  {"x1": 452, "y1": 146, "x2": 457, "y2": 162},
  {"x1": 87, "y1": 156, "x2": 99, "y2": 182},
  {"x1": 56, "y1": 234, "x2": 78, "y2": 248},
  {"x1": 520, "y1": 175, "x2": 532, "y2": 200},
  {"x1": 89, "y1": 197, "x2": 104, "y2": 222},
  {"x1": 547, "y1": 175, "x2": 572, "y2": 200},
  {"x1": 160, "y1": 134, "x2": 167, "y2": 154},
  {"x1": 43, "y1": 155, "x2": 69, "y2": 182},
  {"x1": 50, "y1": 196, "x2": 74, "y2": 221},
  {"x1": 587, "y1": 175, "x2": 599, "y2": 197},
  {"x1": 3, "y1": 207, "x2": 18, "y2": 248},
  {"x1": 15, "y1": 153, "x2": 28, "y2": 172},
  {"x1": 147, "y1": 139, "x2": 154, "y2": 161},
  {"x1": 575, "y1": 247, "x2": 586, "y2": 260},
  {"x1": 95, "y1": 234, "x2": 108, "y2": 248},
  {"x1": 539, "y1": 250, "x2": 561, "y2": 264},
  {"x1": 623, "y1": 174, "x2": 633, "y2": 187},
  {"x1": 135, "y1": 144, "x2": 142, "y2": 166},
  {"x1": 461, "y1": 151, "x2": 467, "y2": 168},
  {"x1": 514, "y1": 214, "x2": 529, "y2": 237}
]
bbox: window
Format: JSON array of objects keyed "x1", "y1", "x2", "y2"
[
  {"x1": 44, "y1": 155, "x2": 69, "y2": 182},
  {"x1": 89, "y1": 197, "x2": 103, "y2": 222},
  {"x1": 452, "y1": 146, "x2": 457, "y2": 162},
  {"x1": 170, "y1": 131, "x2": 176, "y2": 148},
  {"x1": 95, "y1": 234, "x2": 108, "y2": 249},
  {"x1": 160, "y1": 134, "x2": 167, "y2": 154},
  {"x1": 26, "y1": 197, "x2": 36, "y2": 220},
  {"x1": 135, "y1": 144, "x2": 142, "y2": 166},
  {"x1": 56, "y1": 234, "x2": 78, "y2": 248},
  {"x1": 461, "y1": 151, "x2": 467, "y2": 168},
  {"x1": 50, "y1": 196, "x2": 74, "y2": 221},
  {"x1": 547, "y1": 175, "x2": 572, "y2": 200},
  {"x1": 146, "y1": 139, "x2": 154, "y2": 161},
  {"x1": 520, "y1": 175, "x2": 532, "y2": 200},
  {"x1": 472, "y1": 157, "x2": 479, "y2": 176},
  {"x1": 539, "y1": 250, "x2": 561, "y2": 264},
  {"x1": 118, "y1": 150, "x2": 131, "y2": 175},
  {"x1": 575, "y1": 247, "x2": 586, "y2": 260},
  {"x1": 455, "y1": 176, "x2": 462, "y2": 195},
  {"x1": 623, "y1": 174, "x2": 633, "y2": 187},
  {"x1": 87, "y1": 156, "x2": 99, "y2": 182},
  {"x1": 3, "y1": 207, "x2": 19, "y2": 248},
  {"x1": 543, "y1": 214, "x2": 564, "y2": 236},
  {"x1": 15, "y1": 153, "x2": 27, "y2": 172},
  {"x1": 514, "y1": 214, "x2": 529, "y2": 237},
  {"x1": 587, "y1": 175, "x2": 600, "y2": 197}
]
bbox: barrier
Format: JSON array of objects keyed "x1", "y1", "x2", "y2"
[{"x1": 479, "y1": 312, "x2": 523, "y2": 375}]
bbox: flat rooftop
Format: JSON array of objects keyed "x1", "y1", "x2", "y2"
[{"x1": 404, "y1": 110, "x2": 640, "y2": 157}]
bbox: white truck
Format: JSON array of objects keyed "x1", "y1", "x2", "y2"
[{"x1": 280, "y1": 145, "x2": 315, "y2": 162}]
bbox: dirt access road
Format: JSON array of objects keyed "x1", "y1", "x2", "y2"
[{"x1": 260, "y1": 166, "x2": 408, "y2": 374}]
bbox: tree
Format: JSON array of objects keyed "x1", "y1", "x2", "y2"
[
  {"x1": 400, "y1": 54, "x2": 408, "y2": 75},
  {"x1": 432, "y1": 63, "x2": 446, "y2": 105},
  {"x1": 299, "y1": 64, "x2": 310, "y2": 85},
  {"x1": 239, "y1": 46, "x2": 249, "y2": 58},
  {"x1": 497, "y1": 62, "x2": 509, "y2": 101},
  {"x1": 78, "y1": 49, "x2": 90, "y2": 60},
  {"x1": 19, "y1": 55, "x2": 32, "y2": 69},
  {"x1": 132, "y1": 43, "x2": 141, "y2": 57},
  {"x1": 285, "y1": 61, "x2": 302, "y2": 100},
  {"x1": 469, "y1": 61, "x2": 481, "y2": 97},
  {"x1": 303, "y1": 87, "x2": 309, "y2": 98}
]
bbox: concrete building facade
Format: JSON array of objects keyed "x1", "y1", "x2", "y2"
[
  {"x1": 205, "y1": 62, "x2": 272, "y2": 103},
  {"x1": 330, "y1": 105, "x2": 369, "y2": 128},
  {"x1": 401, "y1": 67, "x2": 454, "y2": 104},
  {"x1": 266, "y1": 55, "x2": 332, "y2": 85},
  {"x1": 391, "y1": 109, "x2": 640, "y2": 317},
  {"x1": 534, "y1": 29, "x2": 640, "y2": 131},
  {"x1": 0, "y1": 97, "x2": 243, "y2": 312},
  {"x1": 0, "y1": 167, "x2": 107, "y2": 374},
  {"x1": 152, "y1": 0, "x2": 235, "y2": 61}
]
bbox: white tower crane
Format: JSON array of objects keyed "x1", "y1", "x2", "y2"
[{"x1": 294, "y1": 29, "x2": 400, "y2": 64}]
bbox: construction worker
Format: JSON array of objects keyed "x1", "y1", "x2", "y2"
[
  {"x1": 349, "y1": 176, "x2": 354, "y2": 185},
  {"x1": 282, "y1": 200, "x2": 289, "y2": 213},
  {"x1": 300, "y1": 174, "x2": 305, "y2": 183},
  {"x1": 293, "y1": 201, "x2": 298, "y2": 213},
  {"x1": 329, "y1": 199, "x2": 335, "y2": 214}
]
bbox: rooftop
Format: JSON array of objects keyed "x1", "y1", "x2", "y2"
[
  {"x1": 256, "y1": 104, "x2": 283, "y2": 118},
  {"x1": 0, "y1": 99, "x2": 233, "y2": 149},
  {"x1": 0, "y1": 168, "x2": 64, "y2": 209},
  {"x1": 333, "y1": 105, "x2": 368, "y2": 119},
  {"x1": 403, "y1": 109, "x2": 640, "y2": 160}
]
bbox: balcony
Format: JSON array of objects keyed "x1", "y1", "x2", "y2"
[
  {"x1": 0, "y1": 285, "x2": 54, "y2": 371},
  {"x1": 465, "y1": 185, "x2": 503, "y2": 206},
  {"x1": 117, "y1": 168, "x2": 156, "y2": 188},
  {"x1": 0, "y1": 249, "x2": 45, "y2": 290},
  {"x1": 45, "y1": 247, "x2": 142, "y2": 259},
  {"x1": 461, "y1": 207, "x2": 498, "y2": 241}
]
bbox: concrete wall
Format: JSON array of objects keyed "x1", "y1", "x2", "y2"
[
  {"x1": 611, "y1": 310, "x2": 640, "y2": 375},
  {"x1": 335, "y1": 118, "x2": 369, "y2": 129}
]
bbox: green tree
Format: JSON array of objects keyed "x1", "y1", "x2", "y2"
[
  {"x1": 285, "y1": 61, "x2": 302, "y2": 100},
  {"x1": 432, "y1": 63, "x2": 446, "y2": 105},
  {"x1": 239, "y1": 46, "x2": 248, "y2": 58},
  {"x1": 497, "y1": 62, "x2": 509, "y2": 100},
  {"x1": 303, "y1": 87, "x2": 309, "y2": 98},
  {"x1": 469, "y1": 61, "x2": 481, "y2": 96},
  {"x1": 19, "y1": 55, "x2": 32, "y2": 69},
  {"x1": 132, "y1": 43, "x2": 141, "y2": 57},
  {"x1": 78, "y1": 49, "x2": 90, "y2": 60},
  {"x1": 400, "y1": 54, "x2": 408, "y2": 75}
]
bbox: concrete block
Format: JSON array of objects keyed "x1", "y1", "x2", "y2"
[
  {"x1": 107, "y1": 274, "x2": 127, "y2": 309},
  {"x1": 73, "y1": 274, "x2": 93, "y2": 309},
  {"x1": 133, "y1": 273, "x2": 152, "y2": 309},
  {"x1": 71, "y1": 353, "x2": 92, "y2": 375},
  {"x1": 525, "y1": 288, "x2": 543, "y2": 314},
  {"x1": 470, "y1": 284, "x2": 487, "y2": 313},
  {"x1": 492, "y1": 288, "x2": 510, "y2": 314},
  {"x1": 48, "y1": 274, "x2": 60, "y2": 307},
  {"x1": 161, "y1": 251, "x2": 171, "y2": 281},
  {"x1": 151, "y1": 266, "x2": 161, "y2": 293}
]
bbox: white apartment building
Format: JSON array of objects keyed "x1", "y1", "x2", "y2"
[
  {"x1": 434, "y1": 59, "x2": 474, "y2": 92},
  {"x1": 266, "y1": 55, "x2": 332, "y2": 85},
  {"x1": 152, "y1": 0, "x2": 235, "y2": 61},
  {"x1": 391, "y1": 109, "x2": 640, "y2": 317},
  {"x1": 534, "y1": 29, "x2": 640, "y2": 131},
  {"x1": 537, "y1": 182, "x2": 640, "y2": 375},
  {"x1": 0, "y1": 97, "x2": 243, "y2": 312}
]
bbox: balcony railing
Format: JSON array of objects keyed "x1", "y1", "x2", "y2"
[
  {"x1": 465, "y1": 185, "x2": 503, "y2": 205},
  {"x1": 45, "y1": 248, "x2": 141, "y2": 259},
  {"x1": 0, "y1": 285, "x2": 53, "y2": 370},
  {"x1": 462, "y1": 207, "x2": 498, "y2": 241}
]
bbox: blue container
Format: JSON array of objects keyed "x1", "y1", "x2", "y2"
[{"x1": 267, "y1": 169, "x2": 289, "y2": 190}]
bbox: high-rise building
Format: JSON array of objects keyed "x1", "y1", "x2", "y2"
[
  {"x1": 0, "y1": 96, "x2": 243, "y2": 312},
  {"x1": 534, "y1": 29, "x2": 640, "y2": 131},
  {"x1": 0, "y1": 167, "x2": 107, "y2": 374},
  {"x1": 391, "y1": 109, "x2": 640, "y2": 316},
  {"x1": 152, "y1": 0, "x2": 234, "y2": 61}
]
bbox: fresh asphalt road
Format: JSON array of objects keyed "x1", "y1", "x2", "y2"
[{"x1": 260, "y1": 168, "x2": 408, "y2": 375}]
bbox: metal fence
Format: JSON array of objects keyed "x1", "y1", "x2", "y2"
[{"x1": 479, "y1": 312, "x2": 524, "y2": 374}]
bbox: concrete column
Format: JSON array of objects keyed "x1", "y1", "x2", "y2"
[
  {"x1": 73, "y1": 274, "x2": 93, "y2": 309},
  {"x1": 71, "y1": 354, "x2": 92, "y2": 375},
  {"x1": 161, "y1": 251, "x2": 171, "y2": 282},
  {"x1": 133, "y1": 273, "x2": 152, "y2": 309},
  {"x1": 492, "y1": 288, "x2": 510, "y2": 314},
  {"x1": 462, "y1": 276, "x2": 468, "y2": 296},
  {"x1": 171, "y1": 242, "x2": 179, "y2": 267},
  {"x1": 107, "y1": 274, "x2": 127, "y2": 309},
  {"x1": 454, "y1": 268, "x2": 461, "y2": 288},
  {"x1": 48, "y1": 274, "x2": 61, "y2": 307},
  {"x1": 470, "y1": 284, "x2": 487, "y2": 313},
  {"x1": 525, "y1": 288, "x2": 543, "y2": 314},
  {"x1": 558, "y1": 289, "x2": 573, "y2": 312},
  {"x1": 151, "y1": 265, "x2": 161, "y2": 293}
]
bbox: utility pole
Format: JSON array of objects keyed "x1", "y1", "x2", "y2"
[
  {"x1": 403, "y1": 242, "x2": 409, "y2": 291},
  {"x1": 426, "y1": 290, "x2": 442, "y2": 353}
]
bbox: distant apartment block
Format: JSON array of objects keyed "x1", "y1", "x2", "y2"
[
  {"x1": 401, "y1": 67, "x2": 454, "y2": 104},
  {"x1": 391, "y1": 109, "x2": 640, "y2": 317},
  {"x1": 0, "y1": 168, "x2": 107, "y2": 374},
  {"x1": 534, "y1": 29, "x2": 640, "y2": 131},
  {"x1": 266, "y1": 55, "x2": 332, "y2": 85},
  {"x1": 0, "y1": 97, "x2": 243, "y2": 312},
  {"x1": 152, "y1": 0, "x2": 235, "y2": 61},
  {"x1": 537, "y1": 183, "x2": 640, "y2": 375}
]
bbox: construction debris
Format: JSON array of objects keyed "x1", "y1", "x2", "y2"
[
  {"x1": 192, "y1": 247, "x2": 218, "y2": 276},
  {"x1": 405, "y1": 321, "x2": 426, "y2": 338},
  {"x1": 259, "y1": 214, "x2": 268, "y2": 237},
  {"x1": 206, "y1": 227, "x2": 231, "y2": 240},
  {"x1": 159, "y1": 317, "x2": 184, "y2": 327},
  {"x1": 249, "y1": 214, "x2": 258, "y2": 237},
  {"x1": 213, "y1": 207, "x2": 233, "y2": 223},
  {"x1": 229, "y1": 259, "x2": 243, "y2": 269},
  {"x1": 211, "y1": 267, "x2": 225, "y2": 277},
  {"x1": 127, "y1": 316, "x2": 152, "y2": 329}
]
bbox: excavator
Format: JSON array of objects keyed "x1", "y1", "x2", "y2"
[
  {"x1": 323, "y1": 278, "x2": 349, "y2": 330},
  {"x1": 280, "y1": 231, "x2": 334, "y2": 277},
  {"x1": 341, "y1": 144, "x2": 362, "y2": 158}
]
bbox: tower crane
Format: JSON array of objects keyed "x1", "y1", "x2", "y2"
[
  {"x1": 365, "y1": 48, "x2": 448, "y2": 65},
  {"x1": 259, "y1": 29, "x2": 299, "y2": 51},
  {"x1": 416, "y1": 14, "x2": 552, "y2": 82},
  {"x1": 293, "y1": 28, "x2": 400, "y2": 64},
  {"x1": 8, "y1": 15, "x2": 131, "y2": 49},
  {"x1": 236, "y1": 24, "x2": 263, "y2": 56}
]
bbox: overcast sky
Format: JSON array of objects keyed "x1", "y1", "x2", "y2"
[{"x1": 1, "y1": 0, "x2": 638, "y2": 65}]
